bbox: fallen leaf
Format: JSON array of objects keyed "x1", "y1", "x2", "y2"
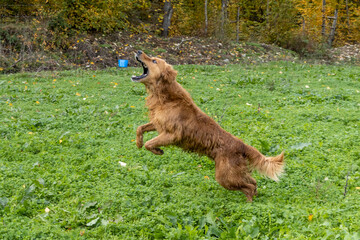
[
  {"x1": 290, "y1": 142, "x2": 312, "y2": 150},
  {"x1": 86, "y1": 217, "x2": 99, "y2": 226},
  {"x1": 308, "y1": 214, "x2": 313, "y2": 221},
  {"x1": 119, "y1": 161, "x2": 127, "y2": 167}
]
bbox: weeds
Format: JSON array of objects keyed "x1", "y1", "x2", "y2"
[{"x1": 0, "y1": 62, "x2": 359, "y2": 239}]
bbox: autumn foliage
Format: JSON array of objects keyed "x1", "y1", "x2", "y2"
[{"x1": 1, "y1": 0, "x2": 360, "y2": 48}]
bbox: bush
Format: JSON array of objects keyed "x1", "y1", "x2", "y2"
[{"x1": 285, "y1": 32, "x2": 330, "y2": 59}]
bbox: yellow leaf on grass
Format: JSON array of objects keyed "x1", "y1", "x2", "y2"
[
  {"x1": 76, "y1": 92, "x2": 81, "y2": 96},
  {"x1": 356, "y1": 187, "x2": 360, "y2": 190},
  {"x1": 308, "y1": 214, "x2": 313, "y2": 221},
  {"x1": 204, "y1": 176, "x2": 209, "y2": 180},
  {"x1": 36, "y1": 101, "x2": 40, "y2": 104}
]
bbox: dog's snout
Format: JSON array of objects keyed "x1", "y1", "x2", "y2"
[{"x1": 137, "y1": 50, "x2": 143, "y2": 55}]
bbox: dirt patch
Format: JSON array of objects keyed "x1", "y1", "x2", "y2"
[
  {"x1": 0, "y1": 30, "x2": 299, "y2": 73},
  {"x1": 0, "y1": 29, "x2": 359, "y2": 73}
]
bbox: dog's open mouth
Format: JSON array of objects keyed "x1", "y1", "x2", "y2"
[{"x1": 131, "y1": 55, "x2": 148, "y2": 82}]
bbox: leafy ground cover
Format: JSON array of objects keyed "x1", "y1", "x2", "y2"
[{"x1": 1, "y1": 62, "x2": 360, "y2": 239}]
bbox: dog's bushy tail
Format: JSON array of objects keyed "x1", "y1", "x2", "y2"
[{"x1": 244, "y1": 144, "x2": 284, "y2": 181}]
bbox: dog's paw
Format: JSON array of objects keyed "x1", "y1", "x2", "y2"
[
  {"x1": 152, "y1": 148, "x2": 164, "y2": 155},
  {"x1": 136, "y1": 140, "x2": 143, "y2": 149},
  {"x1": 136, "y1": 136, "x2": 143, "y2": 149}
]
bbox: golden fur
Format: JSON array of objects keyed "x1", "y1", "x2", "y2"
[{"x1": 132, "y1": 51, "x2": 284, "y2": 202}]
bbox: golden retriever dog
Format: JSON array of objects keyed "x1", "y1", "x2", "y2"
[{"x1": 131, "y1": 50, "x2": 284, "y2": 202}]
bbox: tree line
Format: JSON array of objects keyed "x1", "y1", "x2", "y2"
[{"x1": 1, "y1": 0, "x2": 360, "y2": 49}]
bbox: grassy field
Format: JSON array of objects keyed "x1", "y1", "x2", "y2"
[{"x1": 1, "y1": 62, "x2": 360, "y2": 239}]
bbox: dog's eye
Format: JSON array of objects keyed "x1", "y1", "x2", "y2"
[{"x1": 152, "y1": 60, "x2": 157, "y2": 64}]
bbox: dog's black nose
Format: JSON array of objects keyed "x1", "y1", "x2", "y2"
[{"x1": 137, "y1": 50, "x2": 142, "y2": 55}]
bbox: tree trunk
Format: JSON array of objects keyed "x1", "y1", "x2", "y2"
[
  {"x1": 322, "y1": 0, "x2": 326, "y2": 37},
  {"x1": 345, "y1": 0, "x2": 350, "y2": 36},
  {"x1": 205, "y1": 0, "x2": 208, "y2": 35},
  {"x1": 162, "y1": 0, "x2": 173, "y2": 37},
  {"x1": 236, "y1": 7, "x2": 240, "y2": 43},
  {"x1": 220, "y1": 0, "x2": 228, "y2": 38},
  {"x1": 328, "y1": 9, "x2": 338, "y2": 47},
  {"x1": 266, "y1": 0, "x2": 270, "y2": 26}
]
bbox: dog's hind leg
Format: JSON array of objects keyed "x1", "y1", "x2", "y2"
[
  {"x1": 215, "y1": 156, "x2": 257, "y2": 202},
  {"x1": 144, "y1": 133, "x2": 176, "y2": 155},
  {"x1": 136, "y1": 122, "x2": 156, "y2": 148}
]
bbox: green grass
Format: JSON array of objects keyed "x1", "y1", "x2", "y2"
[{"x1": 1, "y1": 62, "x2": 360, "y2": 239}]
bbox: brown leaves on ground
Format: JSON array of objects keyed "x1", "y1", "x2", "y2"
[
  {"x1": 329, "y1": 44, "x2": 360, "y2": 64},
  {"x1": 1, "y1": 30, "x2": 359, "y2": 73}
]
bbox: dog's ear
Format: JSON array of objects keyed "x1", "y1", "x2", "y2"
[{"x1": 160, "y1": 64, "x2": 177, "y2": 83}]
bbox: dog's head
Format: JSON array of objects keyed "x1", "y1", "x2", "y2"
[{"x1": 131, "y1": 50, "x2": 177, "y2": 85}]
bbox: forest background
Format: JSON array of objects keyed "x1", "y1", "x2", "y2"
[{"x1": 1, "y1": 0, "x2": 360, "y2": 73}]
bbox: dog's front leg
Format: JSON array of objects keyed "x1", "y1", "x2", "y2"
[
  {"x1": 144, "y1": 133, "x2": 176, "y2": 155},
  {"x1": 136, "y1": 122, "x2": 156, "y2": 148}
]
